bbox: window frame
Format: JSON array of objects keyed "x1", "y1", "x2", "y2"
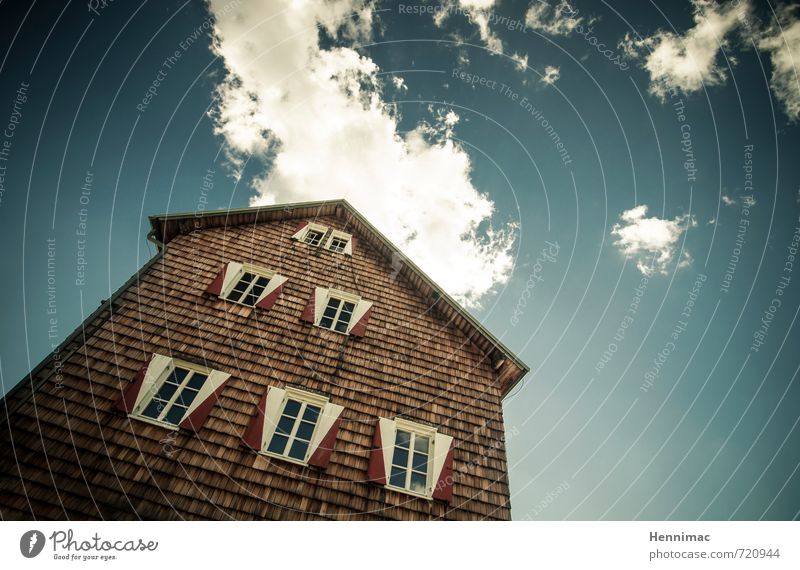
[
  {"x1": 129, "y1": 358, "x2": 212, "y2": 430},
  {"x1": 219, "y1": 263, "x2": 276, "y2": 307},
  {"x1": 298, "y1": 222, "x2": 329, "y2": 247},
  {"x1": 386, "y1": 418, "x2": 437, "y2": 499},
  {"x1": 316, "y1": 289, "x2": 361, "y2": 334},
  {"x1": 260, "y1": 387, "x2": 329, "y2": 466},
  {"x1": 324, "y1": 230, "x2": 352, "y2": 254}
]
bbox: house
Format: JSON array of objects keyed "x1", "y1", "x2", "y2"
[{"x1": 0, "y1": 200, "x2": 528, "y2": 520}]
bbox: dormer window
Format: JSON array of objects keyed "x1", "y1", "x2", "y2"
[
  {"x1": 292, "y1": 222, "x2": 329, "y2": 247},
  {"x1": 325, "y1": 230, "x2": 353, "y2": 255}
]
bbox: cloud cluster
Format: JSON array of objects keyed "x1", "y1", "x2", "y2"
[
  {"x1": 208, "y1": 0, "x2": 517, "y2": 307},
  {"x1": 525, "y1": 0, "x2": 588, "y2": 37},
  {"x1": 435, "y1": 0, "x2": 529, "y2": 70},
  {"x1": 541, "y1": 65, "x2": 560, "y2": 85},
  {"x1": 611, "y1": 205, "x2": 695, "y2": 276},
  {"x1": 758, "y1": 6, "x2": 800, "y2": 122},
  {"x1": 620, "y1": 0, "x2": 746, "y2": 99},
  {"x1": 621, "y1": 0, "x2": 799, "y2": 121}
]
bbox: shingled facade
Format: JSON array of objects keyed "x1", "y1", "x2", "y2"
[{"x1": 0, "y1": 200, "x2": 527, "y2": 520}]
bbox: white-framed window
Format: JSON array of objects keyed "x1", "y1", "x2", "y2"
[
  {"x1": 325, "y1": 230, "x2": 353, "y2": 255},
  {"x1": 207, "y1": 261, "x2": 288, "y2": 310},
  {"x1": 128, "y1": 356, "x2": 233, "y2": 430},
  {"x1": 367, "y1": 417, "x2": 455, "y2": 501},
  {"x1": 388, "y1": 419, "x2": 435, "y2": 495},
  {"x1": 242, "y1": 386, "x2": 345, "y2": 468},
  {"x1": 302, "y1": 287, "x2": 374, "y2": 336},
  {"x1": 263, "y1": 388, "x2": 328, "y2": 463},
  {"x1": 222, "y1": 263, "x2": 274, "y2": 307},
  {"x1": 319, "y1": 290, "x2": 359, "y2": 333},
  {"x1": 292, "y1": 222, "x2": 329, "y2": 247}
]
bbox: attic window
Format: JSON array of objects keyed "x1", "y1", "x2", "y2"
[
  {"x1": 325, "y1": 230, "x2": 353, "y2": 255},
  {"x1": 304, "y1": 228, "x2": 325, "y2": 246},
  {"x1": 292, "y1": 222, "x2": 329, "y2": 247},
  {"x1": 301, "y1": 287, "x2": 374, "y2": 336},
  {"x1": 224, "y1": 265, "x2": 273, "y2": 306},
  {"x1": 319, "y1": 293, "x2": 357, "y2": 333}
]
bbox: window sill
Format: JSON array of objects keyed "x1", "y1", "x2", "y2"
[
  {"x1": 259, "y1": 450, "x2": 311, "y2": 467},
  {"x1": 127, "y1": 414, "x2": 181, "y2": 432},
  {"x1": 313, "y1": 323, "x2": 350, "y2": 336},
  {"x1": 384, "y1": 484, "x2": 434, "y2": 501}
]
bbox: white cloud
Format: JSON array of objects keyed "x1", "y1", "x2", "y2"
[
  {"x1": 611, "y1": 205, "x2": 695, "y2": 276},
  {"x1": 392, "y1": 76, "x2": 408, "y2": 91},
  {"x1": 525, "y1": 0, "x2": 587, "y2": 36},
  {"x1": 208, "y1": 0, "x2": 517, "y2": 307},
  {"x1": 541, "y1": 65, "x2": 560, "y2": 85},
  {"x1": 758, "y1": 6, "x2": 800, "y2": 122},
  {"x1": 722, "y1": 195, "x2": 736, "y2": 206},
  {"x1": 435, "y1": 0, "x2": 529, "y2": 71},
  {"x1": 621, "y1": 0, "x2": 749, "y2": 99}
]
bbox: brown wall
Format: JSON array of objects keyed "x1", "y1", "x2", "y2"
[{"x1": 0, "y1": 215, "x2": 511, "y2": 520}]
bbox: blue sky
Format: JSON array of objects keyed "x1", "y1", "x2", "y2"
[{"x1": 1, "y1": 0, "x2": 799, "y2": 520}]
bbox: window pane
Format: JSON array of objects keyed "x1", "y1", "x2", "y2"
[
  {"x1": 288, "y1": 439, "x2": 309, "y2": 460},
  {"x1": 154, "y1": 381, "x2": 178, "y2": 401},
  {"x1": 275, "y1": 414, "x2": 296, "y2": 436},
  {"x1": 333, "y1": 320, "x2": 349, "y2": 333},
  {"x1": 283, "y1": 399, "x2": 301, "y2": 418},
  {"x1": 303, "y1": 405, "x2": 320, "y2": 422},
  {"x1": 391, "y1": 446, "x2": 409, "y2": 468},
  {"x1": 140, "y1": 400, "x2": 164, "y2": 419},
  {"x1": 395, "y1": 430, "x2": 411, "y2": 448},
  {"x1": 186, "y1": 373, "x2": 208, "y2": 390},
  {"x1": 389, "y1": 466, "x2": 407, "y2": 488},
  {"x1": 255, "y1": 276, "x2": 270, "y2": 288},
  {"x1": 341, "y1": 302, "x2": 355, "y2": 314},
  {"x1": 175, "y1": 389, "x2": 199, "y2": 408},
  {"x1": 226, "y1": 288, "x2": 244, "y2": 302},
  {"x1": 267, "y1": 433, "x2": 288, "y2": 455},
  {"x1": 242, "y1": 292, "x2": 259, "y2": 306},
  {"x1": 414, "y1": 436, "x2": 429, "y2": 453},
  {"x1": 412, "y1": 452, "x2": 428, "y2": 473},
  {"x1": 164, "y1": 404, "x2": 187, "y2": 425},
  {"x1": 240, "y1": 272, "x2": 254, "y2": 284},
  {"x1": 169, "y1": 367, "x2": 190, "y2": 385},
  {"x1": 410, "y1": 471, "x2": 427, "y2": 493},
  {"x1": 295, "y1": 421, "x2": 315, "y2": 442},
  {"x1": 319, "y1": 317, "x2": 334, "y2": 329}
]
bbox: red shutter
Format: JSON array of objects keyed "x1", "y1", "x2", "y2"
[
  {"x1": 114, "y1": 363, "x2": 149, "y2": 414},
  {"x1": 241, "y1": 389, "x2": 269, "y2": 450},
  {"x1": 205, "y1": 264, "x2": 227, "y2": 296},
  {"x1": 350, "y1": 236, "x2": 357, "y2": 253},
  {"x1": 432, "y1": 442, "x2": 455, "y2": 503},
  {"x1": 367, "y1": 420, "x2": 387, "y2": 484},
  {"x1": 307, "y1": 416, "x2": 342, "y2": 469},
  {"x1": 300, "y1": 289, "x2": 316, "y2": 322},
  {"x1": 292, "y1": 221, "x2": 309, "y2": 234},
  {"x1": 255, "y1": 282, "x2": 284, "y2": 310},
  {"x1": 349, "y1": 305, "x2": 373, "y2": 337},
  {"x1": 179, "y1": 375, "x2": 231, "y2": 433}
]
